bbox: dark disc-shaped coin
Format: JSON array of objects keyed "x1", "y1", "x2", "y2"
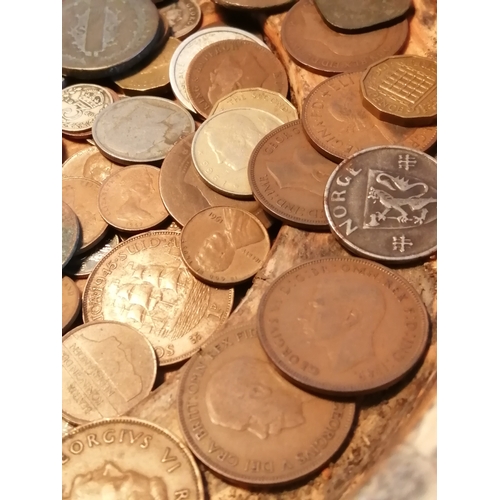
[
  {"x1": 258, "y1": 258, "x2": 429, "y2": 394},
  {"x1": 62, "y1": 202, "x2": 81, "y2": 268},
  {"x1": 302, "y1": 72, "x2": 437, "y2": 161},
  {"x1": 178, "y1": 322, "x2": 356, "y2": 485},
  {"x1": 324, "y1": 146, "x2": 436, "y2": 262},
  {"x1": 213, "y1": 0, "x2": 295, "y2": 10},
  {"x1": 158, "y1": 0, "x2": 202, "y2": 39},
  {"x1": 62, "y1": 0, "x2": 161, "y2": 79},
  {"x1": 281, "y1": 0, "x2": 408, "y2": 75}
]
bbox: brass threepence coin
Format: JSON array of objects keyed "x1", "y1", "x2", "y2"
[
  {"x1": 62, "y1": 177, "x2": 109, "y2": 255},
  {"x1": 361, "y1": 55, "x2": 437, "y2": 127},
  {"x1": 249, "y1": 120, "x2": 338, "y2": 229},
  {"x1": 302, "y1": 72, "x2": 437, "y2": 161},
  {"x1": 159, "y1": 133, "x2": 274, "y2": 227},
  {"x1": 324, "y1": 146, "x2": 437, "y2": 262},
  {"x1": 62, "y1": 276, "x2": 82, "y2": 334},
  {"x1": 192, "y1": 108, "x2": 282, "y2": 197},
  {"x1": 178, "y1": 322, "x2": 356, "y2": 485},
  {"x1": 92, "y1": 96, "x2": 195, "y2": 165},
  {"x1": 63, "y1": 418, "x2": 204, "y2": 500},
  {"x1": 98, "y1": 165, "x2": 169, "y2": 232},
  {"x1": 62, "y1": 321, "x2": 157, "y2": 424},
  {"x1": 213, "y1": 0, "x2": 295, "y2": 9},
  {"x1": 186, "y1": 40, "x2": 288, "y2": 118},
  {"x1": 169, "y1": 26, "x2": 268, "y2": 112},
  {"x1": 62, "y1": 201, "x2": 81, "y2": 268},
  {"x1": 82, "y1": 231, "x2": 234, "y2": 366},
  {"x1": 62, "y1": 146, "x2": 122, "y2": 184},
  {"x1": 62, "y1": 0, "x2": 161, "y2": 79},
  {"x1": 281, "y1": 0, "x2": 408, "y2": 75},
  {"x1": 158, "y1": 0, "x2": 202, "y2": 39},
  {"x1": 258, "y1": 258, "x2": 429, "y2": 394},
  {"x1": 181, "y1": 207, "x2": 270, "y2": 285}
]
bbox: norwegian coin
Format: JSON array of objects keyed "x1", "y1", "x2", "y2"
[
  {"x1": 62, "y1": 0, "x2": 161, "y2": 79},
  {"x1": 62, "y1": 201, "x2": 81, "y2": 268},
  {"x1": 249, "y1": 120, "x2": 338, "y2": 229},
  {"x1": 169, "y1": 26, "x2": 268, "y2": 112},
  {"x1": 159, "y1": 133, "x2": 274, "y2": 227},
  {"x1": 62, "y1": 146, "x2": 122, "y2": 184},
  {"x1": 186, "y1": 40, "x2": 288, "y2": 118},
  {"x1": 281, "y1": 0, "x2": 408, "y2": 75},
  {"x1": 62, "y1": 177, "x2": 109, "y2": 254},
  {"x1": 82, "y1": 231, "x2": 234, "y2": 366},
  {"x1": 258, "y1": 257, "x2": 430, "y2": 394},
  {"x1": 62, "y1": 276, "x2": 82, "y2": 334},
  {"x1": 210, "y1": 87, "x2": 298, "y2": 123},
  {"x1": 361, "y1": 55, "x2": 437, "y2": 127},
  {"x1": 92, "y1": 96, "x2": 195, "y2": 165},
  {"x1": 62, "y1": 321, "x2": 157, "y2": 424},
  {"x1": 214, "y1": 0, "x2": 295, "y2": 9},
  {"x1": 324, "y1": 146, "x2": 436, "y2": 262},
  {"x1": 178, "y1": 322, "x2": 356, "y2": 485},
  {"x1": 62, "y1": 418, "x2": 204, "y2": 500},
  {"x1": 158, "y1": 0, "x2": 202, "y2": 39},
  {"x1": 302, "y1": 72, "x2": 437, "y2": 161},
  {"x1": 192, "y1": 108, "x2": 282, "y2": 197}
]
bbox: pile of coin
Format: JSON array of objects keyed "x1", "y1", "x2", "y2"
[{"x1": 62, "y1": 0, "x2": 437, "y2": 496}]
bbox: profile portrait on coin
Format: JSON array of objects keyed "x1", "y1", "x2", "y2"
[
  {"x1": 83, "y1": 152, "x2": 117, "y2": 183},
  {"x1": 62, "y1": 184, "x2": 97, "y2": 224},
  {"x1": 115, "y1": 170, "x2": 156, "y2": 222}
]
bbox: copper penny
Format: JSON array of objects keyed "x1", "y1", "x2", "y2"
[
  {"x1": 74, "y1": 278, "x2": 88, "y2": 296},
  {"x1": 63, "y1": 418, "x2": 204, "y2": 500},
  {"x1": 178, "y1": 322, "x2": 356, "y2": 485},
  {"x1": 258, "y1": 257, "x2": 429, "y2": 394},
  {"x1": 62, "y1": 146, "x2": 122, "y2": 184},
  {"x1": 249, "y1": 120, "x2": 338, "y2": 229},
  {"x1": 159, "y1": 133, "x2": 273, "y2": 228},
  {"x1": 98, "y1": 165, "x2": 169, "y2": 232},
  {"x1": 158, "y1": 0, "x2": 202, "y2": 39},
  {"x1": 63, "y1": 137, "x2": 91, "y2": 163},
  {"x1": 324, "y1": 146, "x2": 437, "y2": 262},
  {"x1": 302, "y1": 72, "x2": 437, "y2": 161},
  {"x1": 281, "y1": 0, "x2": 408, "y2": 75},
  {"x1": 62, "y1": 276, "x2": 82, "y2": 334},
  {"x1": 62, "y1": 201, "x2": 81, "y2": 268},
  {"x1": 62, "y1": 321, "x2": 157, "y2": 424},
  {"x1": 186, "y1": 39, "x2": 288, "y2": 118},
  {"x1": 82, "y1": 231, "x2": 234, "y2": 366}
]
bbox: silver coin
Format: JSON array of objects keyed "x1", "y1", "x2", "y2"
[
  {"x1": 92, "y1": 96, "x2": 195, "y2": 164},
  {"x1": 169, "y1": 27, "x2": 269, "y2": 112},
  {"x1": 62, "y1": 202, "x2": 81, "y2": 269}
]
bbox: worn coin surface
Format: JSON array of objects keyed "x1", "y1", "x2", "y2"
[
  {"x1": 92, "y1": 96, "x2": 195, "y2": 164},
  {"x1": 62, "y1": 418, "x2": 204, "y2": 500},
  {"x1": 63, "y1": 201, "x2": 81, "y2": 268},
  {"x1": 178, "y1": 322, "x2": 356, "y2": 485},
  {"x1": 62, "y1": 276, "x2": 82, "y2": 334},
  {"x1": 302, "y1": 72, "x2": 437, "y2": 161},
  {"x1": 98, "y1": 165, "x2": 169, "y2": 231},
  {"x1": 62, "y1": 0, "x2": 160, "y2": 79},
  {"x1": 281, "y1": 0, "x2": 408, "y2": 75},
  {"x1": 249, "y1": 120, "x2": 338, "y2": 229},
  {"x1": 186, "y1": 40, "x2": 288, "y2": 118},
  {"x1": 324, "y1": 146, "x2": 437, "y2": 262},
  {"x1": 158, "y1": 0, "x2": 202, "y2": 39},
  {"x1": 82, "y1": 231, "x2": 234, "y2": 366},
  {"x1": 62, "y1": 321, "x2": 157, "y2": 424},
  {"x1": 258, "y1": 258, "x2": 429, "y2": 394},
  {"x1": 63, "y1": 137, "x2": 92, "y2": 163},
  {"x1": 62, "y1": 146, "x2": 122, "y2": 184},
  {"x1": 192, "y1": 108, "x2": 282, "y2": 197}
]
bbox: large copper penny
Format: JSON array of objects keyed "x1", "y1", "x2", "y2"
[
  {"x1": 302, "y1": 72, "x2": 437, "y2": 161},
  {"x1": 281, "y1": 0, "x2": 408, "y2": 75},
  {"x1": 158, "y1": 0, "x2": 202, "y2": 39},
  {"x1": 62, "y1": 321, "x2": 157, "y2": 424},
  {"x1": 178, "y1": 322, "x2": 356, "y2": 485},
  {"x1": 324, "y1": 146, "x2": 437, "y2": 262},
  {"x1": 258, "y1": 258, "x2": 429, "y2": 394},
  {"x1": 62, "y1": 276, "x2": 82, "y2": 334},
  {"x1": 63, "y1": 418, "x2": 204, "y2": 499},
  {"x1": 62, "y1": 146, "x2": 122, "y2": 184},
  {"x1": 186, "y1": 40, "x2": 288, "y2": 118},
  {"x1": 249, "y1": 120, "x2": 338, "y2": 229},
  {"x1": 82, "y1": 231, "x2": 234, "y2": 366},
  {"x1": 62, "y1": 201, "x2": 81, "y2": 268}
]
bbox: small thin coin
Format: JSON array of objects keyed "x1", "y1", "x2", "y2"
[
  {"x1": 258, "y1": 257, "x2": 429, "y2": 394},
  {"x1": 192, "y1": 108, "x2": 282, "y2": 197},
  {"x1": 62, "y1": 202, "x2": 81, "y2": 268},
  {"x1": 62, "y1": 321, "x2": 157, "y2": 424},
  {"x1": 98, "y1": 165, "x2": 169, "y2": 232},
  {"x1": 324, "y1": 146, "x2": 437, "y2": 262},
  {"x1": 62, "y1": 146, "x2": 122, "y2": 184},
  {"x1": 178, "y1": 322, "x2": 356, "y2": 485},
  {"x1": 63, "y1": 418, "x2": 204, "y2": 500},
  {"x1": 158, "y1": 0, "x2": 202, "y2": 39},
  {"x1": 62, "y1": 276, "x2": 82, "y2": 334},
  {"x1": 92, "y1": 96, "x2": 195, "y2": 164}
]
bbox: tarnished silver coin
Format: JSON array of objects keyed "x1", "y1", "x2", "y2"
[
  {"x1": 158, "y1": 0, "x2": 202, "y2": 39},
  {"x1": 92, "y1": 96, "x2": 195, "y2": 164},
  {"x1": 325, "y1": 146, "x2": 437, "y2": 262},
  {"x1": 62, "y1": 202, "x2": 81, "y2": 269}
]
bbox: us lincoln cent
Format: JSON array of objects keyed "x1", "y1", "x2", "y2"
[
  {"x1": 62, "y1": 202, "x2": 81, "y2": 268},
  {"x1": 302, "y1": 72, "x2": 437, "y2": 162},
  {"x1": 258, "y1": 258, "x2": 429, "y2": 395},
  {"x1": 63, "y1": 418, "x2": 204, "y2": 500},
  {"x1": 249, "y1": 120, "x2": 338, "y2": 229},
  {"x1": 177, "y1": 322, "x2": 356, "y2": 485},
  {"x1": 62, "y1": 147, "x2": 122, "y2": 184},
  {"x1": 62, "y1": 276, "x2": 82, "y2": 334}
]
